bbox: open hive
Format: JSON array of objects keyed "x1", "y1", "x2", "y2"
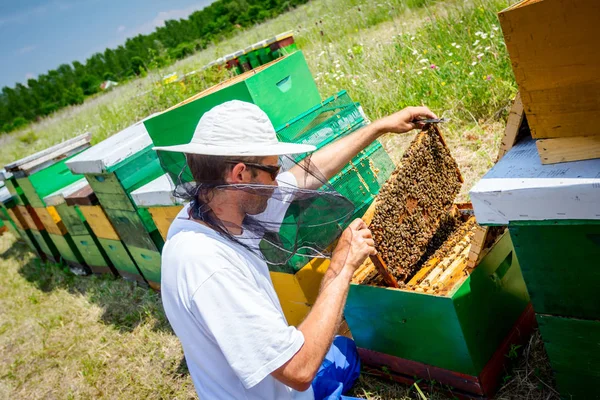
[
  {"x1": 344, "y1": 125, "x2": 532, "y2": 398},
  {"x1": 356, "y1": 125, "x2": 502, "y2": 294}
]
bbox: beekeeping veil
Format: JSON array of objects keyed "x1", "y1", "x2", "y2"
[{"x1": 153, "y1": 101, "x2": 356, "y2": 273}]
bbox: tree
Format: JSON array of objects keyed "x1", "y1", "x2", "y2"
[{"x1": 130, "y1": 57, "x2": 147, "y2": 76}]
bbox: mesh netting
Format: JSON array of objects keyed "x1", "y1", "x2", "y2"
[{"x1": 160, "y1": 90, "x2": 395, "y2": 273}]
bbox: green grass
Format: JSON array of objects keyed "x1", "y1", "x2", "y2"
[{"x1": 0, "y1": 0, "x2": 563, "y2": 398}]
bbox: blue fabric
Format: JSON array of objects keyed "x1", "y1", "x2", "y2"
[{"x1": 311, "y1": 336, "x2": 361, "y2": 400}]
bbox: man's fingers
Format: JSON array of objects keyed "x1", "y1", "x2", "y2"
[
  {"x1": 364, "y1": 238, "x2": 375, "y2": 247},
  {"x1": 349, "y1": 218, "x2": 367, "y2": 231},
  {"x1": 411, "y1": 106, "x2": 438, "y2": 120}
]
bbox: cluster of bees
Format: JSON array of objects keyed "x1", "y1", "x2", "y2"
[{"x1": 370, "y1": 126, "x2": 463, "y2": 281}]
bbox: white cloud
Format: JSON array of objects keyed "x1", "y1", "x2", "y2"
[
  {"x1": 18, "y1": 45, "x2": 36, "y2": 55},
  {"x1": 117, "y1": 25, "x2": 126, "y2": 33},
  {"x1": 129, "y1": 3, "x2": 211, "y2": 37}
]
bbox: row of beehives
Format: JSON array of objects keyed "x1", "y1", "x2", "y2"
[{"x1": 0, "y1": 48, "x2": 533, "y2": 399}]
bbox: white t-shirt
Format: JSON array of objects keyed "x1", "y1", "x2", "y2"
[{"x1": 161, "y1": 172, "x2": 314, "y2": 400}]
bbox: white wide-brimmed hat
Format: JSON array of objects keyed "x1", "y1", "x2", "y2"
[{"x1": 152, "y1": 100, "x2": 316, "y2": 156}]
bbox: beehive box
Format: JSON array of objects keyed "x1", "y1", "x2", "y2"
[
  {"x1": 344, "y1": 127, "x2": 533, "y2": 398},
  {"x1": 498, "y1": 0, "x2": 600, "y2": 164},
  {"x1": 4, "y1": 134, "x2": 92, "y2": 267},
  {"x1": 66, "y1": 119, "x2": 165, "y2": 288},
  {"x1": 471, "y1": 137, "x2": 600, "y2": 399},
  {"x1": 43, "y1": 179, "x2": 118, "y2": 277},
  {"x1": 143, "y1": 51, "x2": 321, "y2": 180},
  {"x1": 0, "y1": 183, "x2": 20, "y2": 238}
]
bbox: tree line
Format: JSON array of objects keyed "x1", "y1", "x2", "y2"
[{"x1": 0, "y1": 0, "x2": 310, "y2": 133}]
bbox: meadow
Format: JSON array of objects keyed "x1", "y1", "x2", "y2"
[{"x1": 0, "y1": 0, "x2": 561, "y2": 398}]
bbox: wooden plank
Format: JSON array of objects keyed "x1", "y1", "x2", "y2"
[
  {"x1": 498, "y1": 0, "x2": 600, "y2": 139},
  {"x1": 7, "y1": 208, "x2": 25, "y2": 230},
  {"x1": 19, "y1": 205, "x2": 45, "y2": 231},
  {"x1": 148, "y1": 206, "x2": 183, "y2": 241},
  {"x1": 369, "y1": 253, "x2": 400, "y2": 288},
  {"x1": 497, "y1": 93, "x2": 524, "y2": 162},
  {"x1": 537, "y1": 313, "x2": 600, "y2": 400},
  {"x1": 79, "y1": 205, "x2": 120, "y2": 241},
  {"x1": 467, "y1": 225, "x2": 489, "y2": 269},
  {"x1": 35, "y1": 207, "x2": 68, "y2": 236},
  {"x1": 536, "y1": 135, "x2": 600, "y2": 164},
  {"x1": 5, "y1": 133, "x2": 91, "y2": 172},
  {"x1": 65, "y1": 184, "x2": 97, "y2": 206},
  {"x1": 66, "y1": 124, "x2": 153, "y2": 174}
]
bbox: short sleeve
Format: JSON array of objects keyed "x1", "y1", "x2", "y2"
[{"x1": 189, "y1": 265, "x2": 305, "y2": 389}]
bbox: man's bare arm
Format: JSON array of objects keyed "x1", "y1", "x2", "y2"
[
  {"x1": 271, "y1": 219, "x2": 375, "y2": 391},
  {"x1": 289, "y1": 106, "x2": 437, "y2": 190}
]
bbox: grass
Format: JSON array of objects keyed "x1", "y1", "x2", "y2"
[{"x1": 0, "y1": 0, "x2": 561, "y2": 398}]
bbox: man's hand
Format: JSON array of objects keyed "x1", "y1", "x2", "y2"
[
  {"x1": 373, "y1": 106, "x2": 438, "y2": 134},
  {"x1": 331, "y1": 218, "x2": 377, "y2": 274}
]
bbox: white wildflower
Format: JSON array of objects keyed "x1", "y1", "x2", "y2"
[
  {"x1": 372, "y1": 79, "x2": 378, "y2": 83},
  {"x1": 473, "y1": 40, "x2": 480, "y2": 46},
  {"x1": 481, "y1": 33, "x2": 488, "y2": 39},
  {"x1": 448, "y1": 52, "x2": 454, "y2": 56},
  {"x1": 451, "y1": 42, "x2": 457, "y2": 47},
  {"x1": 477, "y1": 53, "x2": 484, "y2": 58},
  {"x1": 455, "y1": 44, "x2": 461, "y2": 49},
  {"x1": 475, "y1": 31, "x2": 483, "y2": 37},
  {"x1": 411, "y1": 36, "x2": 416, "y2": 41},
  {"x1": 472, "y1": 61, "x2": 477, "y2": 66},
  {"x1": 412, "y1": 50, "x2": 418, "y2": 55},
  {"x1": 396, "y1": 70, "x2": 400, "y2": 73},
  {"x1": 469, "y1": 72, "x2": 474, "y2": 76},
  {"x1": 485, "y1": 46, "x2": 491, "y2": 51},
  {"x1": 352, "y1": 79, "x2": 357, "y2": 85},
  {"x1": 335, "y1": 76, "x2": 340, "y2": 81},
  {"x1": 348, "y1": 49, "x2": 352, "y2": 53},
  {"x1": 492, "y1": 26, "x2": 499, "y2": 31},
  {"x1": 318, "y1": 51, "x2": 325, "y2": 57},
  {"x1": 419, "y1": 58, "x2": 429, "y2": 63},
  {"x1": 417, "y1": 71, "x2": 423, "y2": 75}
]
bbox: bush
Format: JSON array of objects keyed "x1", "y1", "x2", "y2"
[
  {"x1": 131, "y1": 57, "x2": 147, "y2": 76},
  {"x1": 80, "y1": 75, "x2": 100, "y2": 96},
  {"x1": 11, "y1": 117, "x2": 28, "y2": 130},
  {"x1": 103, "y1": 72, "x2": 117, "y2": 82}
]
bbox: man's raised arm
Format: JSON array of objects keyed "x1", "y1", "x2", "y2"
[{"x1": 289, "y1": 106, "x2": 437, "y2": 190}]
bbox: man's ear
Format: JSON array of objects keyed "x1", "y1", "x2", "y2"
[{"x1": 227, "y1": 163, "x2": 249, "y2": 184}]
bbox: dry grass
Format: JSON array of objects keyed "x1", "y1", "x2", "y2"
[{"x1": 1, "y1": 231, "x2": 558, "y2": 399}]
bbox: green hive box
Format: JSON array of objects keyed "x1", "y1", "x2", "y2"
[
  {"x1": 4, "y1": 134, "x2": 92, "y2": 267},
  {"x1": 345, "y1": 231, "x2": 532, "y2": 397},
  {"x1": 67, "y1": 118, "x2": 165, "y2": 289},
  {"x1": 471, "y1": 137, "x2": 600, "y2": 400},
  {"x1": 43, "y1": 179, "x2": 118, "y2": 277},
  {"x1": 143, "y1": 51, "x2": 321, "y2": 180}
]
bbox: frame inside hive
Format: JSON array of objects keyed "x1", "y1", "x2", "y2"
[{"x1": 352, "y1": 125, "x2": 503, "y2": 296}]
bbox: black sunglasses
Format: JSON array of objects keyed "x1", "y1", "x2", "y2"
[{"x1": 225, "y1": 160, "x2": 281, "y2": 180}]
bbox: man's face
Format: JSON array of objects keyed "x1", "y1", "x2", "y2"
[{"x1": 243, "y1": 155, "x2": 279, "y2": 215}]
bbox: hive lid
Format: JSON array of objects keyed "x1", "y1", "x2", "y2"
[
  {"x1": 369, "y1": 125, "x2": 463, "y2": 281},
  {"x1": 470, "y1": 137, "x2": 600, "y2": 224},
  {"x1": 43, "y1": 178, "x2": 89, "y2": 206},
  {"x1": 66, "y1": 116, "x2": 157, "y2": 174},
  {"x1": 130, "y1": 174, "x2": 182, "y2": 207},
  {"x1": 5, "y1": 133, "x2": 92, "y2": 176}
]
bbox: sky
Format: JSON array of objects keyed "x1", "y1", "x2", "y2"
[{"x1": 0, "y1": 0, "x2": 215, "y2": 88}]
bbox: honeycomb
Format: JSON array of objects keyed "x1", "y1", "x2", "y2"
[{"x1": 370, "y1": 125, "x2": 462, "y2": 281}]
